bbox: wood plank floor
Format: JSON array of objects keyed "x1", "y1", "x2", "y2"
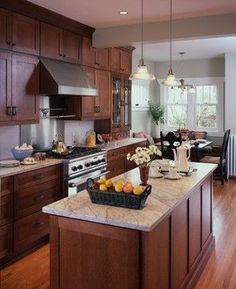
[{"x1": 0, "y1": 180, "x2": 236, "y2": 289}]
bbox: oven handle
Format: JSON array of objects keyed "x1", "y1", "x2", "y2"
[{"x1": 68, "y1": 171, "x2": 110, "y2": 187}]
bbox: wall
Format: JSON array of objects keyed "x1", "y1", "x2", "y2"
[
  {"x1": 0, "y1": 126, "x2": 19, "y2": 159},
  {"x1": 131, "y1": 55, "x2": 158, "y2": 135},
  {"x1": 225, "y1": 53, "x2": 236, "y2": 134}
]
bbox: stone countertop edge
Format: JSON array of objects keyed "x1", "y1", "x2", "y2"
[
  {"x1": 42, "y1": 163, "x2": 217, "y2": 232},
  {"x1": 101, "y1": 138, "x2": 147, "y2": 151},
  {"x1": 0, "y1": 159, "x2": 63, "y2": 178}
]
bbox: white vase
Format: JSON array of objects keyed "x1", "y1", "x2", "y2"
[{"x1": 152, "y1": 124, "x2": 160, "y2": 138}]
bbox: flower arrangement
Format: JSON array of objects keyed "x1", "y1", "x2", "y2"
[
  {"x1": 148, "y1": 102, "x2": 165, "y2": 125},
  {"x1": 127, "y1": 145, "x2": 162, "y2": 167}
]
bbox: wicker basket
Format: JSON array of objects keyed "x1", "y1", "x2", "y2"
[{"x1": 86, "y1": 178, "x2": 152, "y2": 209}]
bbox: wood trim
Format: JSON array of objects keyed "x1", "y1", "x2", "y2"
[
  {"x1": 50, "y1": 216, "x2": 60, "y2": 289},
  {"x1": 0, "y1": 0, "x2": 95, "y2": 38}
]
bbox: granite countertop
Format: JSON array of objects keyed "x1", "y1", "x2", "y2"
[
  {"x1": 43, "y1": 162, "x2": 217, "y2": 232},
  {"x1": 0, "y1": 158, "x2": 63, "y2": 178},
  {"x1": 100, "y1": 137, "x2": 147, "y2": 151}
]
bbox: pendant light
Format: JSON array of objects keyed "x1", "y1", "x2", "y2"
[
  {"x1": 162, "y1": 0, "x2": 179, "y2": 86},
  {"x1": 177, "y1": 52, "x2": 196, "y2": 93},
  {"x1": 129, "y1": 0, "x2": 155, "y2": 81}
]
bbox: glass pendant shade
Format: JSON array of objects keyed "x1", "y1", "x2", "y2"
[
  {"x1": 162, "y1": 69, "x2": 179, "y2": 86},
  {"x1": 129, "y1": 59, "x2": 155, "y2": 80},
  {"x1": 188, "y1": 86, "x2": 196, "y2": 93}
]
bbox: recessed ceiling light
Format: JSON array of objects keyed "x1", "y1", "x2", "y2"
[{"x1": 119, "y1": 11, "x2": 128, "y2": 15}]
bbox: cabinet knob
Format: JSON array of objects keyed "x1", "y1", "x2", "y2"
[
  {"x1": 33, "y1": 173, "x2": 44, "y2": 180},
  {"x1": 6, "y1": 41, "x2": 11, "y2": 45},
  {"x1": 6, "y1": 106, "x2": 12, "y2": 116},
  {"x1": 12, "y1": 43, "x2": 16, "y2": 46},
  {"x1": 33, "y1": 221, "x2": 45, "y2": 229}
]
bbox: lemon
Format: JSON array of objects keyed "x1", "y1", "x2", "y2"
[
  {"x1": 115, "y1": 183, "x2": 123, "y2": 193},
  {"x1": 116, "y1": 180, "x2": 123, "y2": 186},
  {"x1": 97, "y1": 178, "x2": 106, "y2": 184},
  {"x1": 99, "y1": 184, "x2": 107, "y2": 191},
  {"x1": 133, "y1": 186, "x2": 143, "y2": 195},
  {"x1": 105, "y1": 179, "x2": 113, "y2": 188}
]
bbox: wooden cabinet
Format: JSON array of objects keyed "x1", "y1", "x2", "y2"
[
  {"x1": 201, "y1": 177, "x2": 212, "y2": 246},
  {"x1": 0, "y1": 177, "x2": 13, "y2": 266},
  {"x1": 107, "y1": 141, "x2": 147, "y2": 178},
  {"x1": 82, "y1": 37, "x2": 109, "y2": 70},
  {"x1": 41, "y1": 22, "x2": 82, "y2": 64},
  {"x1": 81, "y1": 68, "x2": 110, "y2": 119},
  {"x1": 0, "y1": 51, "x2": 39, "y2": 125},
  {"x1": 109, "y1": 48, "x2": 132, "y2": 74},
  {"x1": 0, "y1": 9, "x2": 39, "y2": 55}
]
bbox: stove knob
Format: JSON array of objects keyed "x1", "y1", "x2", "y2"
[
  {"x1": 71, "y1": 166, "x2": 78, "y2": 171},
  {"x1": 85, "y1": 163, "x2": 91, "y2": 167},
  {"x1": 97, "y1": 159, "x2": 102, "y2": 163},
  {"x1": 101, "y1": 158, "x2": 105, "y2": 163},
  {"x1": 77, "y1": 165, "x2": 83, "y2": 170},
  {"x1": 91, "y1": 162, "x2": 96, "y2": 166}
]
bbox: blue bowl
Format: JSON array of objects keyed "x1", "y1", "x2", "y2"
[{"x1": 11, "y1": 148, "x2": 33, "y2": 161}]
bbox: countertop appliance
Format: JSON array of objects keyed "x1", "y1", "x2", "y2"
[{"x1": 47, "y1": 147, "x2": 108, "y2": 197}]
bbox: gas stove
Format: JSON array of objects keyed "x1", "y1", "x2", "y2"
[{"x1": 49, "y1": 146, "x2": 108, "y2": 197}]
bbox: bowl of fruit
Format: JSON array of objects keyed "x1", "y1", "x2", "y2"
[{"x1": 86, "y1": 178, "x2": 152, "y2": 209}]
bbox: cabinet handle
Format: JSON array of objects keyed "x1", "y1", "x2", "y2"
[
  {"x1": 33, "y1": 173, "x2": 44, "y2": 180},
  {"x1": 63, "y1": 54, "x2": 66, "y2": 57},
  {"x1": 6, "y1": 41, "x2": 11, "y2": 45},
  {"x1": 98, "y1": 106, "x2": 101, "y2": 112},
  {"x1": 33, "y1": 221, "x2": 45, "y2": 229},
  {"x1": 6, "y1": 106, "x2": 12, "y2": 116},
  {"x1": 11, "y1": 106, "x2": 17, "y2": 116},
  {"x1": 59, "y1": 53, "x2": 63, "y2": 56},
  {"x1": 12, "y1": 43, "x2": 16, "y2": 46},
  {"x1": 95, "y1": 62, "x2": 100, "y2": 66},
  {"x1": 34, "y1": 193, "x2": 45, "y2": 202}
]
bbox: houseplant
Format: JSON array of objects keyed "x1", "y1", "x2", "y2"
[
  {"x1": 127, "y1": 145, "x2": 162, "y2": 185},
  {"x1": 149, "y1": 102, "x2": 165, "y2": 138}
]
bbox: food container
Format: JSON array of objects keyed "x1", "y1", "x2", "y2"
[
  {"x1": 86, "y1": 178, "x2": 152, "y2": 209},
  {"x1": 86, "y1": 130, "x2": 96, "y2": 147}
]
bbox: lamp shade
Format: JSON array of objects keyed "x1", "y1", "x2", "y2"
[
  {"x1": 162, "y1": 69, "x2": 179, "y2": 86},
  {"x1": 129, "y1": 59, "x2": 155, "y2": 80}
]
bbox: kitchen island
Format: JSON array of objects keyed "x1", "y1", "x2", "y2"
[{"x1": 43, "y1": 162, "x2": 217, "y2": 289}]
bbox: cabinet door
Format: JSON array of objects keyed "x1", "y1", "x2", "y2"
[
  {"x1": 12, "y1": 54, "x2": 39, "y2": 123},
  {"x1": 109, "y1": 48, "x2": 121, "y2": 73},
  {"x1": 63, "y1": 30, "x2": 82, "y2": 64},
  {"x1": 202, "y1": 177, "x2": 212, "y2": 246},
  {"x1": 0, "y1": 224, "x2": 13, "y2": 264},
  {"x1": 95, "y1": 48, "x2": 109, "y2": 70},
  {"x1": 0, "y1": 8, "x2": 11, "y2": 49},
  {"x1": 111, "y1": 75, "x2": 122, "y2": 129},
  {"x1": 0, "y1": 51, "x2": 12, "y2": 123},
  {"x1": 120, "y1": 50, "x2": 132, "y2": 74},
  {"x1": 81, "y1": 66, "x2": 96, "y2": 119},
  {"x1": 82, "y1": 37, "x2": 95, "y2": 67},
  {"x1": 95, "y1": 70, "x2": 110, "y2": 118},
  {"x1": 122, "y1": 77, "x2": 131, "y2": 129},
  {"x1": 12, "y1": 13, "x2": 39, "y2": 55},
  {"x1": 0, "y1": 177, "x2": 13, "y2": 227},
  {"x1": 40, "y1": 22, "x2": 63, "y2": 60}
]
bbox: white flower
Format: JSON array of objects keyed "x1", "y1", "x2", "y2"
[
  {"x1": 135, "y1": 147, "x2": 143, "y2": 153},
  {"x1": 127, "y1": 153, "x2": 131, "y2": 160}
]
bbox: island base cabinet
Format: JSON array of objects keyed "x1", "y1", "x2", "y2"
[{"x1": 49, "y1": 176, "x2": 214, "y2": 289}]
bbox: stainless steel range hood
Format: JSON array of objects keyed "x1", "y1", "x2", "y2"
[{"x1": 40, "y1": 58, "x2": 98, "y2": 96}]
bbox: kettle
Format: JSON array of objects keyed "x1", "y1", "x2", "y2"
[{"x1": 172, "y1": 145, "x2": 191, "y2": 172}]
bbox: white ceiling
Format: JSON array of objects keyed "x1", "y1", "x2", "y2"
[
  {"x1": 28, "y1": 0, "x2": 236, "y2": 28},
  {"x1": 135, "y1": 36, "x2": 236, "y2": 61}
]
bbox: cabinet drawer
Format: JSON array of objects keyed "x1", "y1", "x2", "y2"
[
  {"x1": 107, "y1": 147, "x2": 126, "y2": 162},
  {"x1": 15, "y1": 165, "x2": 60, "y2": 189},
  {"x1": 107, "y1": 157, "x2": 126, "y2": 178},
  {"x1": 126, "y1": 142, "x2": 147, "y2": 154},
  {"x1": 1, "y1": 176, "x2": 13, "y2": 196},
  {"x1": 14, "y1": 211, "x2": 49, "y2": 253},
  {"x1": 15, "y1": 179, "x2": 60, "y2": 219},
  {"x1": 0, "y1": 223, "x2": 13, "y2": 265}
]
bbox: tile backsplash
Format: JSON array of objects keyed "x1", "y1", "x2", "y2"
[{"x1": 0, "y1": 126, "x2": 20, "y2": 159}]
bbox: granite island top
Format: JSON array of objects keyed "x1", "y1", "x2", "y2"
[
  {"x1": 43, "y1": 162, "x2": 217, "y2": 232},
  {"x1": 0, "y1": 158, "x2": 62, "y2": 178},
  {"x1": 100, "y1": 137, "x2": 147, "y2": 151}
]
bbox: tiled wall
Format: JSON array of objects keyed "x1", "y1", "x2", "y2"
[{"x1": 0, "y1": 126, "x2": 20, "y2": 159}]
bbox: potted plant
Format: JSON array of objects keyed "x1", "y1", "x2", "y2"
[{"x1": 148, "y1": 102, "x2": 165, "y2": 138}]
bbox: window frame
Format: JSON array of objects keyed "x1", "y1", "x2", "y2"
[{"x1": 160, "y1": 77, "x2": 225, "y2": 136}]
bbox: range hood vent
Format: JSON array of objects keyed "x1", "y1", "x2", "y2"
[{"x1": 40, "y1": 58, "x2": 98, "y2": 96}]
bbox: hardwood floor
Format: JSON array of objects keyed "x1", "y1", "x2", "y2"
[{"x1": 0, "y1": 180, "x2": 236, "y2": 289}]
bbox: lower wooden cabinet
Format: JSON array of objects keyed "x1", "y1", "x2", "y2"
[
  {"x1": 0, "y1": 224, "x2": 13, "y2": 265},
  {"x1": 14, "y1": 211, "x2": 49, "y2": 253}
]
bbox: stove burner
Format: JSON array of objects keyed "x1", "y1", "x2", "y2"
[{"x1": 47, "y1": 146, "x2": 102, "y2": 159}]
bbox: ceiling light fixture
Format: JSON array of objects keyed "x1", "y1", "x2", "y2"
[
  {"x1": 119, "y1": 11, "x2": 128, "y2": 15},
  {"x1": 129, "y1": 0, "x2": 155, "y2": 81},
  {"x1": 162, "y1": 0, "x2": 179, "y2": 86}
]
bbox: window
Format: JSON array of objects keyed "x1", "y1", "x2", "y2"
[
  {"x1": 160, "y1": 77, "x2": 224, "y2": 135},
  {"x1": 132, "y1": 80, "x2": 151, "y2": 111}
]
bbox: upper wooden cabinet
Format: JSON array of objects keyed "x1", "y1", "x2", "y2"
[
  {"x1": 0, "y1": 8, "x2": 39, "y2": 55},
  {"x1": 82, "y1": 37, "x2": 109, "y2": 70},
  {"x1": 40, "y1": 23, "x2": 82, "y2": 64},
  {"x1": 0, "y1": 51, "x2": 39, "y2": 125},
  {"x1": 109, "y1": 48, "x2": 132, "y2": 75}
]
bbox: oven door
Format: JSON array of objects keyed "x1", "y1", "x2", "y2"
[{"x1": 67, "y1": 168, "x2": 110, "y2": 196}]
